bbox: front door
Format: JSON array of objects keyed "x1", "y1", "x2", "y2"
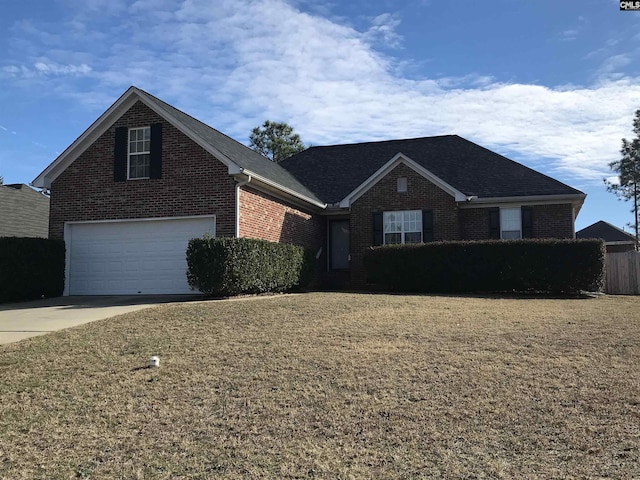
[{"x1": 330, "y1": 220, "x2": 350, "y2": 270}]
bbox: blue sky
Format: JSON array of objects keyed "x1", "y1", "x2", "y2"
[{"x1": 1, "y1": 0, "x2": 640, "y2": 231}]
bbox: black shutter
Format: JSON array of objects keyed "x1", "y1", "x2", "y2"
[
  {"x1": 521, "y1": 206, "x2": 533, "y2": 238},
  {"x1": 150, "y1": 123, "x2": 163, "y2": 179},
  {"x1": 422, "y1": 210, "x2": 433, "y2": 242},
  {"x1": 114, "y1": 127, "x2": 128, "y2": 182},
  {"x1": 372, "y1": 212, "x2": 383, "y2": 246},
  {"x1": 488, "y1": 207, "x2": 500, "y2": 239}
]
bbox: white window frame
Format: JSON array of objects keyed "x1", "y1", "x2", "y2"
[
  {"x1": 127, "y1": 126, "x2": 151, "y2": 180},
  {"x1": 500, "y1": 207, "x2": 522, "y2": 239},
  {"x1": 383, "y1": 210, "x2": 422, "y2": 245}
]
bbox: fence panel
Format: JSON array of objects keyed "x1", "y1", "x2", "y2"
[{"x1": 606, "y1": 251, "x2": 640, "y2": 295}]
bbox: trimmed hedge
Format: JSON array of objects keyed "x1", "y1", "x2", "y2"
[
  {"x1": 364, "y1": 239, "x2": 605, "y2": 294},
  {"x1": 0, "y1": 237, "x2": 65, "y2": 303},
  {"x1": 186, "y1": 237, "x2": 315, "y2": 296}
]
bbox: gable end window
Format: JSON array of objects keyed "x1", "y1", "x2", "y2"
[
  {"x1": 128, "y1": 127, "x2": 151, "y2": 179},
  {"x1": 114, "y1": 123, "x2": 163, "y2": 182}
]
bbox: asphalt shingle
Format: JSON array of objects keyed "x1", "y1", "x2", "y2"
[{"x1": 279, "y1": 135, "x2": 584, "y2": 204}]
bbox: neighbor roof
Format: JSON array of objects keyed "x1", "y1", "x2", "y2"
[
  {"x1": 0, "y1": 184, "x2": 49, "y2": 238},
  {"x1": 576, "y1": 221, "x2": 636, "y2": 244},
  {"x1": 279, "y1": 135, "x2": 585, "y2": 204}
]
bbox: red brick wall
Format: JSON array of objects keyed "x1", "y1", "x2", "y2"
[
  {"x1": 532, "y1": 204, "x2": 575, "y2": 238},
  {"x1": 350, "y1": 163, "x2": 459, "y2": 285},
  {"x1": 459, "y1": 203, "x2": 575, "y2": 240},
  {"x1": 49, "y1": 101, "x2": 236, "y2": 239},
  {"x1": 239, "y1": 186, "x2": 324, "y2": 251}
]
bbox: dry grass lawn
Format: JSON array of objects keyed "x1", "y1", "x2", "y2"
[{"x1": 0, "y1": 292, "x2": 639, "y2": 479}]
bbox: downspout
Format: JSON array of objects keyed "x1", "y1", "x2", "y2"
[{"x1": 235, "y1": 174, "x2": 252, "y2": 238}]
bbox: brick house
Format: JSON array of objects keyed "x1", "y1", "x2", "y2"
[{"x1": 33, "y1": 87, "x2": 585, "y2": 295}]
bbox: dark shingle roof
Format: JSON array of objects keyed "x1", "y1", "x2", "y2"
[
  {"x1": 140, "y1": 89, "x2": 323, "y2": 204},
  {"x1": 0, "y1": 184, "x2": 49, "y2": 238},
  {"x1": 279, "y1": 135, "x2": 584, "y2": 204},
  {"x1": 576, "y1": 221, "x2": 636, "y2": 243}
]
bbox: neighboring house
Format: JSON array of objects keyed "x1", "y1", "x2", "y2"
[
  {"x1": 0, "y1": 183, "x2": 49, "y2": 238},
  {"x1": 577, "y1": 220, "x2": 637, "y2": 253},
  {"x1": 33, "y1": 86, "x2": 586, "y2": 295}
]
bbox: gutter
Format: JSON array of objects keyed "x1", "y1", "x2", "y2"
[
  {"x1": 235, "y1": 174, "x2": 252, "y2": 238},
  {"x1": 241, "y1": 169, "x2": 327, "y2": 209},
  {"x1": 457, "y1": 193, "x2": 586, "y2": 208}
]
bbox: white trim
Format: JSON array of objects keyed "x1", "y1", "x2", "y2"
[
  {"x1": 31, "y1": 87, "x2": 323, "y2": 211},
  {"x1": 63, "y1": 214, "x2": 216, "y2": 296},
  {"x1": 499, "y1": 207, "x2": 522, "y2": 240},
  {"x1": 32, "y1": 87, "x2": 243, "y2": 189},
  {"x1": 241, "y1": 169, "x2": 327, "y2": 209},
  {"x1": 127, "y1": 126, "x2": 151, "y2": 180},
  {"x1": 64, "y1": 214, "x2": 216, "y2": 226},
  {"x1": 459, "y1": 193, "x2": 585, "y2": 208},
  {"x1": 33, "y1": 89, "x2": 139, "y2": 188},
  {"x1": 235, "y1": 174, "x2": 252, "y2": 237},
  {"x1": 339, "y1": 153, "x2": 467, "y2": 208}
]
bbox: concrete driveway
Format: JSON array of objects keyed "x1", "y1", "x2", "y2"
[{"x1": 0, "y1": 295, "x2": 202, "y2": 345}]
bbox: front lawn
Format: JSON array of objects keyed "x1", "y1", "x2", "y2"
[{"x1": 0, "y1": 293, "x2": 639, "y2": 479}]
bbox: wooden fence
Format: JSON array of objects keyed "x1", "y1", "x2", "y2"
[{"x1": 606, "y1": 251, "x2": 640, "y2": 295}]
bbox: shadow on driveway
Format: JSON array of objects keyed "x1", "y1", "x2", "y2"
[
  {"x1": 0, "y1": 295, "x2": 203, "y2": 345},
  {"x1": 0, "y1": 295, "x2": 203, "y2": 311}
]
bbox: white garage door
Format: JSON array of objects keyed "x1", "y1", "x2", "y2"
[{"x1": 67, "y1": 216, "x2": 215, "y2": 295}]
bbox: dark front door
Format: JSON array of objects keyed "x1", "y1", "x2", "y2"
[{"x1": 330, "y1": 220, "x2": 350, "y2": 270}]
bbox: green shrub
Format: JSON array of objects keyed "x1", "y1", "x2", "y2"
[
  {"x1": 186, "y1": 237, "x2": 315, "y2": 296},
  {"x1": 0, "y1": 237, "x2": 65, "y2": 303},
  {"x1": 364, "y1": 239, "x2": 605, "y2": 294}
]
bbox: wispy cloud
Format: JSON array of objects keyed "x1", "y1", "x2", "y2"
[
  {"x1": 559, "y1": 15, "x2": 588, "y2": 41},
  {"x1": 2, "y1": 61, "x2": 92, "y2": 78},
  {"x1": 3, "y1": 0, "x2": 640, "y2": 185},
  {"x1": 364, "y1": 13, "x2": 403, "y2": 48}
]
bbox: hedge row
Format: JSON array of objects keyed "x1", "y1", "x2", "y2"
[
  {"x1": 0, "y1": 237, "x2": 65, "y2": 303},
  {"x1": 186, "y1": 237, "x2": 315, "y2": 296},
  {"x1": 363, "y1": 239, "x2": 605, "y2": 294}
]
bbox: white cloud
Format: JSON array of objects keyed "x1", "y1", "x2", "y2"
[
  {"x1": 364, "y1": 13, "x2": 403, "y2": 48},
  {"x1": 34, "y1": 61, "x2": 92, "y2": 75},
  {"x1": 4, "y1": 0, "x2": 640, "y2": 186},
  {"x1": 2, "y1": 61, "x2": 92, "y2": 78}
]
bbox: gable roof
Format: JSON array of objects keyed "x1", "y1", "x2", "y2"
[
  {"x1": 576, "y1": 220, "x2": 636, "y2": 244},
  {"x1": 279, "y1": 135, "x2": 585, "y2": 205},
  {"x1": 0, "y1": 184, "x2": 49, "y2": 238},
  {"x1": 32, "y1": 86, "x2": 324, "y2": 208}
]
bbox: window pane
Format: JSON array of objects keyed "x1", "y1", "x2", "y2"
[
  {"x1": 143, "y1": 140, "x2": 150, "y2": 152},
  {"x1": 385, "y1": 233, "x2": 401, "y2": 244},
  {"x1": 143, "y1": 128, "x2": 151, "y2": 140},
  {"x1": 500, "y1": 208, "x2": 521, "y2": 239},
  {"x1": 405, "y1": 232, "x2": 422, "y2": 243},
  {"x1": 129, "y1": 130, "x2": 136, "y2": 141},
  {"x1": 129, "y1": 154, "x2": 150, "y2": 179},
  {"x1": 502, "y1": 230, "x2": 521, "y2": 240}
]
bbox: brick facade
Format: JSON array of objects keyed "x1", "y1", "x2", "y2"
[
  {"x1": 239, "y1": 186, "x2": 324, "y2": 250},
  {"x1": 459, "y1": 203, "x2": 575, "y2": 240},
  {"x1": 49, "y1": 101, "x2": 237, "y2": 240},
  {"x1": 349, "y1": 163, "x2": 459, "y2": 285}
]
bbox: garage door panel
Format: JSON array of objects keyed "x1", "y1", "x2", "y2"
[{"x1": 68, "y1": 217, "x2": 213, "y2": 295}]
